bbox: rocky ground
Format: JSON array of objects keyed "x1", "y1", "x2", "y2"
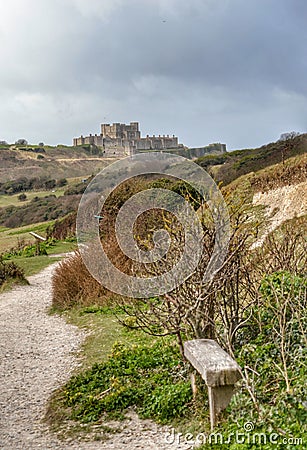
[
  {"x1": 0, "y1": 264, "x2": 193, "y2": 450},
  {"x1": 252, "y1": 180, "x2": 307, "y2": 244}
]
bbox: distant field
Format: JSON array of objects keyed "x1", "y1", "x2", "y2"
[
  {"x1": 0, "y1": 220, "x2": 77, "y2": 254},
  {"x1": 0, "y1": 222, "x2": 53, "y2": 253},
  {"x1": 0, "y1": 175, "x2": 90, "y2": 209},
  {"x1": 0, "y1": 145, "x2": 119, "y2": 182},
  {"x1": 0, "y1": 189, "x2": 66, "y2": 208}
]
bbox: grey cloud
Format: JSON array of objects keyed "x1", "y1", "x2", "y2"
[{"x1": 0, "y1": 0, "x2": 306, "y2": 148}]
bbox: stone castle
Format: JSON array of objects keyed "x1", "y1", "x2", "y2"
[
  {"x1": 73, "y1": 122, "x2": 181, "y2": 156},
  {"x1": 73, "y1": 122, "x2": 226, "y2": 158}
]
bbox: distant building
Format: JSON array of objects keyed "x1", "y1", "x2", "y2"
[
  {"x1": 73, "y1": 122, "x2": 181, "y2": 156},
  {"x1": 73, "y1": 121, "x2": 227, "y2": 158}
]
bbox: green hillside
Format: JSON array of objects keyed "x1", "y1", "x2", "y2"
[{"x1": 196, "y1": 133, "x2": 307, "y2": 186}]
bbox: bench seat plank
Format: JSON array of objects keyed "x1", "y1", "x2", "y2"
[{"x1": 184, "y1": 339, "x2": 241, "y2": 387}]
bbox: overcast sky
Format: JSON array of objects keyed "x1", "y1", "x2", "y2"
[{"x1": 0, "y1": 0, "x2": 306, "y2": 149}]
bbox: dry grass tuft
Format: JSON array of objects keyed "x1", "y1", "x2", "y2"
[{"x1": 52, "y1": 251, "x2": 111, "y2": 310}]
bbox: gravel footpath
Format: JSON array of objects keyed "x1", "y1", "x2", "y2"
[{"x1": 0, "y1": 263, "x2": 193, "y2": 450}]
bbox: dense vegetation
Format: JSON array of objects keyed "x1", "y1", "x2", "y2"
[
  {"x1": 0, "y1": 175, "x2": 93, "y2": 228},
  {"x1": 46, "y1": 212, "x2": 77, "y2": 241},
  {"x1": 56, "y1": 339, "x2": 193, "y2": 424},
  {"x1": 0, "y1": 194, "x2": 80, "y2": 228},
  {"x1": 52, "y1": 176, "x2": 204, "y2": 310},
  {"x1": 196, "y1": 133, "x2": 307, "y2": 186}
]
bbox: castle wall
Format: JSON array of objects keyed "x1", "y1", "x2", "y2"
[
  {"x1": 133, "y1": 135, "x2": 178, "y2": 151},
  {"x1": 74, "y1": 124, "x2": 179, "y2": 154},
  {"x1": 188, "y1": 143, "x2": 227, "y2": 158},
  {"x1": 72, "y1": 122, "x2": 226, "y2": 159}
]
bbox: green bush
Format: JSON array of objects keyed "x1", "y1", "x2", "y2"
[
  {"x1": 198, "y1": 271, "x2": 307, "y2": 449},
  {"x1": 2, "y1": 239, "x2": 58, "y2": 259},
  {"x1": 61, "y1": 340, "x2": 192, "y2": 424},
  {"x1": 18, "y1": 193, "x2": 27, "y2": 201}
]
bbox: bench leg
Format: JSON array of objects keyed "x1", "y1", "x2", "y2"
[
  {"x1": 208, "y1": 385, "x2": 236, "y2": 430},
  {"x1": 190, "y1": 371, "x2": 198, "y2": 400}
]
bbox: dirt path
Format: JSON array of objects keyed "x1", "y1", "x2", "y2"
[{"x1": 0, "y1": 264, "x2": 192, "y2": 450}]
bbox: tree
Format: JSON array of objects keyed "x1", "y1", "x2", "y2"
[
  {"x1": 278, "y1": 131, "x2": 300, "y2": 164},
  {"x1": 18, "y1": 193, "x2": 27, "y2": 202},
  {"x1": 44, "y1": 179, "x2": 56, "y2": 190},
  {"x1": 56, "y1": 178, "x2": 68, "y2": 187},
  {"x1": 15, "y1": 139, "x2": 28, "y2": 145}
]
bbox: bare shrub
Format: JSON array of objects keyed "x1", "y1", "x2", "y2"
[
  {"x1": 47, "y1": 212, "x2": 77, "y2": 241},
  {"x1": 52, "y1": 251, "x2": 111, "y2": 310}
]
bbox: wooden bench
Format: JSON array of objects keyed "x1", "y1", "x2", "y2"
[
  {"x1": 29, "y1": 231, "x2": 46, "y2": 256},
  {"x1": 184, "y1": 339, "x2": 241, "y2": 430}
]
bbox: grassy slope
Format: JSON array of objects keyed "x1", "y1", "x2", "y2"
[
  {"x1": 224, "y1": 152, "x2": 307, "y2": 198},
  {"x1": 2, "y1": 240, "x2": 76, "y2": 279},
  {"x1": 10, "y1": 255, "x2": 61, "y2": 277},
  {"x1": 0, "y1": 145, "x2": 118, "y2": 182},
  {"x1": 62, "y1": 306, "x2": 152, "y2": 370},
  {"x1": 0, "y1": 189, "x2": 66, "y2": 208},
  {"x1": 0, "y1": 176, "x2": 86, "y2": 208},
  {"x1": 196, "y1": 133, "x2": 307, "y2": 186},
  {"x1": 0, "y1": 222, "x2": 51, "y2": 253},
  {"x1": 0, "y1": 222, "x2": 77, "y2": 254}
]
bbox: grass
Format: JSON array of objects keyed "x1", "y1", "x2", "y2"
[
  {"x1": 46, "y1": 305, "x2": 199, "y2": 441},
  {"x1": 0, "y1": 231, "x2": 36, "y2": 253},
  {"x1": 0, "y1": 216, "x2": 77, "y2": 281},
  {"x1": 0, "y1": 189, "x2": 66, "y2": 208},
  {"x1": 0, "y1": 221, "x2": 77, "y2": 254},
  {"x1": 59, "y1": 305, "x2": 151, "y2": 369},
  {"x1": 0, "y1": 239, "x2": 76, "y2": 277},
  {"x1": 45, "y1": 305, "x2": 155, "y2": 439},
  {"x1": 4, "y1": 221, "x2": 54, "y2": 236},
  {"x1": 0, "y1": 277, "x2": 29, "y2": 294},
  {"x1": 47, "y1": 240, "x2": 77, "y2": 255},
  {"x1": 9, "y1": 255, "x2": 61, "y2": 277},
  {"x1": 0, "y1": 223, "x2": 49, "y2": 253}
]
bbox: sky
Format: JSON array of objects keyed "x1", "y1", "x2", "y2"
[{"x1": 0, "y1": 0, "x2": 306, "y2": 150}]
